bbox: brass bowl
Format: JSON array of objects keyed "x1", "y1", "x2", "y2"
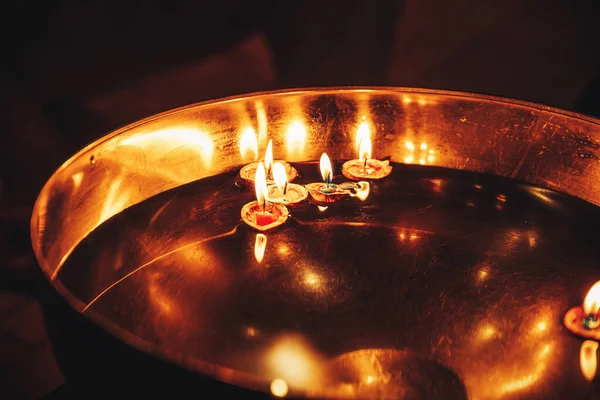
[{"x1": 32, "y1": 88, "x2": 600, "y2": 398}]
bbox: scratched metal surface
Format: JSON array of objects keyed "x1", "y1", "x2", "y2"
[{"x1": 30, "y1": 88, "x2": 600, "y2": 398}]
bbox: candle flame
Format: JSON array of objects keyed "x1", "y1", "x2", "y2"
[
  {"x1": 239, "y1": 127, "x2": 258, "y2": 161},
  {"x1": 358, "y1": 136, "x2": 372, "y2": 165},
  {"x1": 320, "y1": 153, "x2": 333, "y2": 184},
  {"x1": 355, "y1": 121, "x2": 371, "y2": 151},
  {"x1": 254, "y1": 233, "x2": 267, "y2": 263},
  {"x1": 273, "y1": 162, "x2": 288, "y2": 195},
  {"x1": 255, "y1": 162, "x2": 268, "y2": 210},
  {"x1": 265, "y1": 140, "x2": 274, "y2": 174},
  {"x1": 581, "y1": 340, "x2": 598, "y2": 381},
  {"x1": 584, "y1": 281, "x2": 600, "y2": 315}
]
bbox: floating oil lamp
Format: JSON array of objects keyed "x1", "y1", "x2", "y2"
[
  {"x1": 306, "y1": 153, "x2": 370, "y2": 206},
  {"x1": 267, "y1": 162, "x2": 308, "y2": 207},
  {"x1": 239, "y1": 139, "x2": 298, "y2": 187},
  {"x1": 564, "y1": 281, "x2": 600, "y2": 339},
  {"x1": 240, "y1": 161, "x2": 288, "y2": 231},
  {"x1": 341, "y1": 121, "x2": 392, "y2": 181}
]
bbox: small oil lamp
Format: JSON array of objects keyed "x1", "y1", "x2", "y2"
[
  {"x1": 341, "y1": 121, "x2": 392, "y2": 181},
  {"x1": 239, "y1": 139, "x2": 298, "y2": 187},
  {"x1": 268, "y1": 162, "x2": 308, "y2": 208},
  {"x1": 306, "y1": 153, "x2": 370, "y2": 206},
  {"x1": 564, "y1": 280, "x2": 600, "y2": 339},
  {"x1": 241, "y1": 161, "x2": 288, "y2": 231}
]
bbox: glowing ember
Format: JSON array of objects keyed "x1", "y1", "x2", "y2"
[
  {"x1": 581, "y1": 340, "x2": 598, "y2": 382},
  {"x1": 254, "y1": 233, "x2": 267, "y2": 263}
]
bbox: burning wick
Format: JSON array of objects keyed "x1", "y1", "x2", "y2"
[
  {"x1": 341, "y1": 122, "x2": 392, "y2": 181},
  {"x1": 267, "y1": 162, "x2": 308, "y2": 208},
  {"x1": 240, "y1": 162, "x2": 289, "y2": 231},
  {"x1": 564, "y1": 280, "x2": 600, "y2": 339},
  {"x1": 239, "y1": 138, "x2": 298, "y2": 188},
  {"x1": 306, "y1": 153, "x2": 370, "y2": 206}
]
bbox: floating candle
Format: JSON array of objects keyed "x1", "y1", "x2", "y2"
[
  {"x1": 239, "y1": 139, "x2": 298, "y2": 188},
  {"x1": 241, "y1": 161, "x2": 288, "y2": 231},
  {"x1": 306, "y1": 153, "x2": 370, "y2": 206},
  {"x1": 268, "y1": 162, "x2": 308, "y2": 207},
  {"x1": 564, "y1": 280, "x2": 600, "y2": 339},
  {"x1": 341, "y1": 122, "x2": 392, "y2": 180}
]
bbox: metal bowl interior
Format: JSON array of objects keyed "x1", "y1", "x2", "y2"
[{"x1": 31, "y1": 87, "x2": 600, "y2": 398}]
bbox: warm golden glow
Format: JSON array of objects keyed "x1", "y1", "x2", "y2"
[
  {"x1": 584, "y1": 281, "x2": 600, "y2": 315},
  {"x1": 255, "y1": 162, "x2": 268, "y2": 208},
  {"x1": 477, "y1": 266, "x2": 491, "y2": 283},
  {"x1": 256, "y1": 100, "x2": 268, "y2": 143},
  {"x1": 270, "y1": 378, "x2": 289, "y2": 397},
  {"x1": 498, "y1": 343, "x2": 553, "y2": 395},
  {"x1": 303, "y1": 271, "x2": 322, "y2": 289},
  {"x1": 404, "y1": 154, "x2": 414, "y2": 164},
  {"x1": 254, "y1": 233, "x2": 267, "y2": 263},
  {"x1": 478, "y1": 324, "x2": 498, "y2": 341},
  {"x1": 418, "y1": 157, "x2": 426, "y2": 165},
  {"x1": 267, "y1": 336, "x2": 322, "y2": 388},
  {"x1": 317, "y1": 206, "x2": 328, "y2": 212},
  {"x1": 71, "y1": 172, "x2": 84, "y2": 189},
  {"x1": 349, "y1": 182, "x2": 370, "y2": 201},
  {"x1": 355, "y1": 121, "x2": 371, "y2": 151},
  {"x1": 286, "y1": 121, "x2": 307, "y2": 158},
  {"x1": 405, "y1": 141, "x2": 415, "y2": 151},
  {"x1": 245, "y1": 326, "x2": 259, "y2": 338},
  {"x1": 239, "y1": 127, "x2": 258, "y2": 161},
  {"x1": 119, "y1": 127, "x2": 213, "y2": 164},
  {"x1": 320, "y1": 153, "x2": 333, "y2": 183},
  {"x1": 581, "y1": 340, "x2": 598, "y2": 381},
  {"x1": 265, "y1": 140, "x2": 274, "y2": 174},
  {"x1": 273, "y1": 162, "x2": 288, "y2": 195},
  {"x1": 358, "y1": 135, "x2": 372, "y2": 165},
  {"x1": 535, "y1": 320, "x2": 548, "y2": 333},
  {"x1": 420, "y1": 142, "x2": 427, "y2": 151}
]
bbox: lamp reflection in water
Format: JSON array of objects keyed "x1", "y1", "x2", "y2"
[
  {"x1": 580, "y1": 340, "x2": 598, "y2": 382},
  {"x1": 266, "y1": 335, "x2": 323, "y2": 391},
  {"x1": 254, "y1": 233, "x2": 267, "y2": 263}
]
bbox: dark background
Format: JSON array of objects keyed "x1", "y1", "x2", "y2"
[{"x1": 1, "y1": 1, "x2": 599, "y2": 398}]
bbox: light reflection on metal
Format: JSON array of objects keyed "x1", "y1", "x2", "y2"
[
  {"x1": 71, "y1": 171, "x2": 84, "y2": 189},
  {"x1": 317, "y1": 206, "x2": 328, "y2": 212},
  {"x1": 477, "y1": 323, "x2": 499, "y2": 342},
  {"x1": 272, "y1": 162, "x2": 287, "y2": 195},
  {"x1": 535, "y1": 320, "x2": 548, "y2": 333},
  {"x1": 239, "y1": 127, "x2": 258, "y2": 161},
  {"x1": 524, "y1": 186, "x2": 558, "y2": 207},
  {"x1": 303, "y1": 271, "x2": 322, "y2": 289},
  {"x1": 254, "y1": 233, "x2": 267, "y2": 263},
  {"x1": 285, "y1": 121, "x2": 307, "y2": 159},
  {"x1": 255, "y1": 100, "x2": 268, "y2": 143},
  {"x1": 270, "y1": 378, "x2": 289, "y2": 398},
  {"x1": 476, "y1": 265, "x2": 491, "y2": 283},
  {"x1": 404, "y1": 140, "x2": 435, "y2": 165},
  {"x1": 264, "y1": 140, "x2": 274, "y2": 175},
  {"x1": 580, "y1": 340, "x2": 598, "y2": 382},
  {"x1": 99, "y1": 178, "x2": 131, "y2": 226},
  {"x1": 498, "y1": 343, "x2": 553, "y2": 395},
  {"x1": 267, "y1": 336, "x2": 323, "y2": 389},
  {"x1": 119, "y1": 127, "x2": 213, "y2": 165}
]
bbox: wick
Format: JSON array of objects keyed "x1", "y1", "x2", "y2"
[
  {"x1": 283, "y1": 181, "x2": 288, "y2": 196},
  {"x1": 325, "y1": 171, "x2": 332, "y2": 187}
]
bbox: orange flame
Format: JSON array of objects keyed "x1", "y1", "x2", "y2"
[
  {"x1": 355, "y1": 121, "x2": 371, "y2": 151},
  {"x1": 358, "y1": 136, "x2": 372, "y2": 165},
  {"x1": 265, "y1": 140, "x2": 274, "y2": 174},
  {"x1": 240, "y1": 127, "x2": 258, "y2": 161},
  {"x1": 254, "y1": 233, "x2": 267, "y2": 263},
  {"x1": 273, "y1": 162, "x2": 288, "y2": 195},
  {"x1": 584, "y1": 281, "x2": 600, "y2": 315},
  {"x1": 255, "y1": 162, "x2": 268, "y2": 209},
  {"x1": 320, "y1": 153, "x2": 333, "y2": 183},
  {"x1": 581, "y1": 340, "x2": 598, "y2": 381}
]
